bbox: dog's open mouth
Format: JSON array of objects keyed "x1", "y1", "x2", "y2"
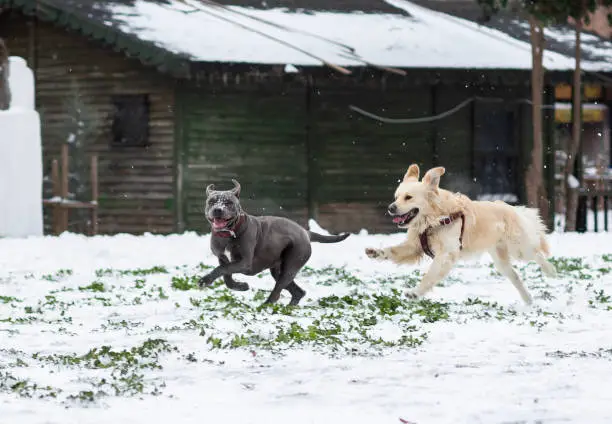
[
  {"x1": 211, "y1": 218, "x2": 231, "y2": 230},
  {"x1": 392, "y1": 208, "x2": 419, "y2": 226}
]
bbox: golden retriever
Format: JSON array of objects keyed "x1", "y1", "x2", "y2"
[{"x1": 365, "y1": 164, "x2": 557, "y2": 304}]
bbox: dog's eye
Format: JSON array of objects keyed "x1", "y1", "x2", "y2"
[{"x1": 404, "y1": 195, "x2": 412, "y2": 201}]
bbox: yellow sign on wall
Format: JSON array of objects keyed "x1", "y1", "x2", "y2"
[
  {"x1": 555, "y1": 83, "x2": 604, "y2": 101},
  {"x1": 555, "y1": 106, "x2": 605, "y2": 123}
]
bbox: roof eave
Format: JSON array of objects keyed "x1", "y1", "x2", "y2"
[{"x1": 0, "y1": 0, "x2": 193, "y2": 79}]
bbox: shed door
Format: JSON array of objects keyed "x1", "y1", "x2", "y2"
[
  {"x1": 473, "y1": 102, "x2": 520, "y2": 204},
  {"x1": 179, "y1": 88, "x2": 308, "y2": 232}
]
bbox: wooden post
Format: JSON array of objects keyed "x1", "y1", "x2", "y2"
[
  {"x1": 90, "y1": 155, "x2": 98, "y2": 236},
  {"x1": 60, "y1": 144, "x2": 69, "y2": 233},
  {"x1": 305, "y1": 75, "x2": 319, "y2": 223},
  {"x1": 0, "y1": 38, "x2": 11, "y2": 110},
  {"x1": 543, "y1": 84, "x2": 556, "y2": 232},
  {"x1": 50, "y1": 159, "x2": 60, "y2": 235}
]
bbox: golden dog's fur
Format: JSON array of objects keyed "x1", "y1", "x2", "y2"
[{"x1": 365, "y1": 164, "x2": 557, "y2": 304}]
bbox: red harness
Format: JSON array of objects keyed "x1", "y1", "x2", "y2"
[
  {"x1": 212, "y1": 214, "x2": 246, "y2": 238},
  {"x1": 419, "y1": 211, "x2": 465, "y2": 259}
]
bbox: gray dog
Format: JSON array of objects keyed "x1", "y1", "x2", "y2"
[{"x1": 198, "y1": 180, "x2": 350, "y2": 306}]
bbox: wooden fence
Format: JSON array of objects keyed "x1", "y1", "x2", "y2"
[{"x1": 576, "y1": 189, "x2": 612, "y2": 232}]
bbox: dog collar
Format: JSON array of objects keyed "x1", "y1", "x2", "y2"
[
  {"x1": 419, "y1": 211, "x2": 465, "y2": 259},
  {"x1": 212, "y1": 214, "x2": 246, "y2": 238}
]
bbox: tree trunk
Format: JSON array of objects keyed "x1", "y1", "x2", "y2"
[
  {"x1": 0, "y1": 38, "x2": 10, "y2": 110},
  {"x1": 526, "y1": 17, "x2": 549, "y2": 220},
  {"x1": 564, "y1": 21, "x2": 583, "y2": 232}
]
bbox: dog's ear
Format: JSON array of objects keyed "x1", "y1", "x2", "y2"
[
  {"x1": 403, "y1": 164, "x2": 420, "y2": 182},
  {"x1": 231, "y1": 179, "x2": 241, "y2": 198},
  {"x1": 206, "y1": 184, "x2": 215, "y2": 197},
  {"x1": 422, "y1": 167, "x2": 445, "y2": 190}
]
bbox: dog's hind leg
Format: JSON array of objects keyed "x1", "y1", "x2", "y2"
[
  {"x1": 265, "y1": 248, "x2": 310, "y2": 306},
  {"x1": 490, "y1": 245, "x2": 533, "y2": 305},
  {"x1": 407, "y1": 253, "x2": 458, "y2": 299},
  {"x1": 534, "y1": 251, "x2": 557, "y2": 278},
  {"x1": 285, "y1": 282, "x2": 306, "y2": 306},
  {"x1": 219, "y1": 255, "x2": 249, "y2": 291},
  {"x1": 271, "y1": 267, "x2": 306, "y2": 306}
]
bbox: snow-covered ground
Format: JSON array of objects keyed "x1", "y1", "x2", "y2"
[{"x1": 1, "y1": 227, "x2": 612, "y2": 424}]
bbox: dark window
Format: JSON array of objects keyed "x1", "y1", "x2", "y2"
[
  {"x1": 473, "y1": 102, "x2": 519, "y2": 203},
  {"x1": 111, "y1": 94, "x2": 150, "y2": 147}
]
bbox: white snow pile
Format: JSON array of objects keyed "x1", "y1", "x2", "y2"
[
  {"x1": 99, "y1": 0, "x2": 606, "y2": 71},
  {"x1": 1, "y1": 228, "x2": 612, "y2": 423},
  {"x1": 0, "y1": 57, "x2": 43, "y2": 238}
]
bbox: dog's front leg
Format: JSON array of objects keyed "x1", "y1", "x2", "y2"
[
  {"x1": 365, "y1": 240, "x2": 421, "y2": 265},
  {"x1": 198, "y1": 259, "x2": 252, "y2": 288},
  {"x1": 218, "y1": 255, "x2": 249, "y2": 291},
  {"x1": 406, "y1": 253, "x2": 458, "y2": 299}
]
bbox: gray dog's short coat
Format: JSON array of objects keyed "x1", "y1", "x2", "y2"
[{"x1": 198, "y1": 180, "x2": 350, "y2": 306}]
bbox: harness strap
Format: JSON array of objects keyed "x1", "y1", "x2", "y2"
[{"x1": 419, "y1": 211, "x2": 465, "y2": 259}]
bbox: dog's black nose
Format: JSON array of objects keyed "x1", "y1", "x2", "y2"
[
  {"x1": 388, "y1": 203, "x2": 397, "y2": 215},
  {"x1": 212, "y1": 208, "x2": 224, "y2": 218}
]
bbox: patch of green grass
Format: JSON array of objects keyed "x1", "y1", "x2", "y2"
[
  {"x1": 371, "y1": 292, "x2": 404, "y2": 316},
  {"x1": 0, "y1": 295, "x2": 21, "y2": 304},
  {"x1": 23, "y1": 305, "x2": 41, "y2": 314},
  {"x1": 95, "y1": 266, "x2": 169, "y2": 278},
  {"x1": 318, "y1": 294, "x2": 368, "y2": 309},
  {"x1": 274, "y1": 321, "x2": 343, "y2": 347},
  {"x1": 197, "y1": 262, "x2": 214, "y2": 271},
  {"x1": 462, "y1": 298, "x2": 519, "y2": 321},
  {"x1": 157, "y1": 287, "x2": 169, "y2": 300},
  {"x1": 589, "y1": 290, "x2": 612, "y2": 311},
  {"x1": 0, "y1": 316, "x2": 40, "y2": 324},
  {"x1": 65, "y1": 390, "x2": 106, "y2": 403},
  {"x1": 171, "y1": 275, "x2": 200, "y2": 291},
  {"x1": 549, "y1": 257, "x2": 586, "y2": 273},
  {"x1": 33, "y1": 338, "x2": 176, "y2": 371},
  {"x1": 0, "y1": 372, "x2": 60, "y2": 398},
  {"x1": 410, "y1": 299, "x2": 450, "y2": 323},
  {"x1": 79, "y1": 281, "x2": 105, "y2": 292},
  {"x1": 548, "y1": 257, "x2": 597, "y2": 280},
  {"x1": 41, "y1": 269, "x2": 73, "y2": 282},
  {"x1": 89, "y1": 296, "x2": 113, "y2": 307},
  {"x1": 100, "y1": 320, "x2": 144, "y2": 331},
  {"x1": 546, "y1": 348, "x2": 612, "y2": 359},
  {"x1": 301, "y1": 266, "x2": 363, "y2": 286}
]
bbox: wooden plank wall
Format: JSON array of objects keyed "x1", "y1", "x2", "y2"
[
  {"x1": 310, "y1": 82, "x2": 433, "y2": 233},
  {"x1": 0, "y1": 13, "x2": 176, "y2": 234},
  {"x1": 179, "y1": 86, "x2": 309, "y2": 232},
  {"x1": 178, "y1": 75, "x2": 532, "y2": 235}
]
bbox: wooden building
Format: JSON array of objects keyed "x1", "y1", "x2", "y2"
[{"x1": 1, "y1": 0, "x2": 609, "y2": 235}]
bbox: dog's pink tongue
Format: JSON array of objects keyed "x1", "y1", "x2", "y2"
[
  {"x1": 392, "y1": 216, "x2": 404, "y2": 224},
  {"x1": 212, "y1": 218, "x2": 228, "y2": 229}
]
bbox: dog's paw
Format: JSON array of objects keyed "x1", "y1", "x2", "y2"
[
  {"x1": 405, "y1": 290, "x2": 421, "y2": 300},
  {"x1": 226, "y1": 280, "x2": 250, "y2": 291},
  {"x1": 365, "y1": 247, "x2": 385, "y2": 259},
  {"x1": 198, "y1": 274, "x2": 216, "y2": 288}
]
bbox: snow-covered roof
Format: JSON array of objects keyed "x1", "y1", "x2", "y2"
[
  {"x1": 409, "y1": 0, "x2": 612, "y2": 73},
  {"x1": 9, "y1": 0, "x2": 612, "y2": 73},
  {"x1": 96, "y1": 0, "x2": 596, "y2": 70}
]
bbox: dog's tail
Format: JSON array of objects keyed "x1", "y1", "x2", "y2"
[{"x1": 308, "y1": 231, "x2": 350, "y2": 244}]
